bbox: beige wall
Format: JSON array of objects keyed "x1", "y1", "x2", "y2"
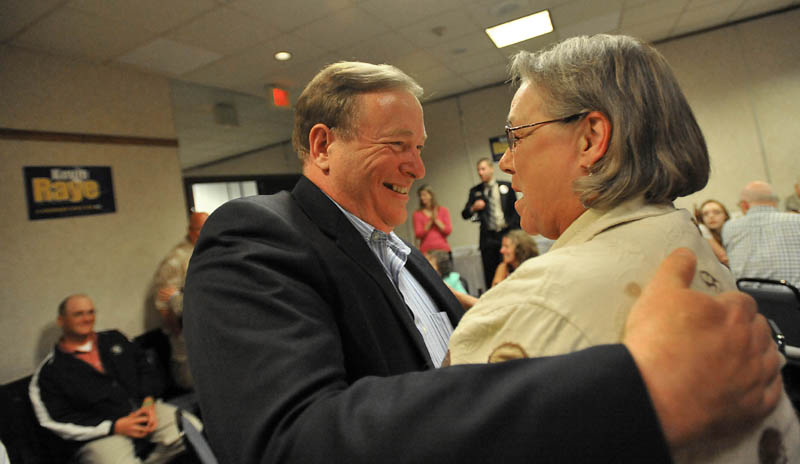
[
  {"x1": 0, "y1": 46, "x2": 187, "y2": 383},
  {"x1": 190, "y1": 10, "x2": 799, "y2": 246}
]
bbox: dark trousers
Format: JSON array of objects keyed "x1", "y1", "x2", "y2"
[{"x1": 479, "y1": 228, "x2": 507, "y2": 290}]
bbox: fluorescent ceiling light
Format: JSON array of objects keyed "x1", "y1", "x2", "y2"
[{"x1": 485, "y1": 10, "x2": 553, "y2": 48}]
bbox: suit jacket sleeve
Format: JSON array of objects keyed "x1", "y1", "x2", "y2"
[
  {"x1": 462, "y1": 186, "x2": 478, "y2": 220},
  {"x1": 183, "y1": 194, "x2": 670, "y2": 464}
]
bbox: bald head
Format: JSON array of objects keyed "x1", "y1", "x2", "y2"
[
  {"x1": 188, "y1": 212, "x2": 209, "y2": 244},
  {"x1": 740, "y1": 181, "x2": 778, "y2": 213}
]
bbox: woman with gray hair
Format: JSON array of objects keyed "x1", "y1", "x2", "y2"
[{"x1": 447, "y1": 34, "x2": 798, "y2": 462}]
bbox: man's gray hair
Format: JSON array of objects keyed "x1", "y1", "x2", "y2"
[
  {"x1": 292, "y1": 61, "x2": 423, "y2": 162},
  {"x1": 509, "y1": 34, "x2": 709, "y2": 209}
]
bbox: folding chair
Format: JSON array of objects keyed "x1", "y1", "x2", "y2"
[
  {"x1": 176, "y1": 409, "x2": 219, "y2": 464},
  {"x1": 736, "y1": 278, "x2": 800, "y2": 360},
  {"x1": 737, "y1": 278, "x2": 800, "y2": 412}
]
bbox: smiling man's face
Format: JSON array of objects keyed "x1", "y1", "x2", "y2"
[{"x1": 325, "y1": 90, "x2": 427, "y2": 232}]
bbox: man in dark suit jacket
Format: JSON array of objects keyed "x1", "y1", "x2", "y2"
[
  {"x1": 183, "y1": 61, "x2": 781, "y2": 464},
  {"x1": 462, "y1": 158, "x2": 520, "y2": 289}
]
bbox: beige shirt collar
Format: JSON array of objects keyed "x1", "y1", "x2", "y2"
[{"x1": 551, "y1": 196, "x2": 677, "y2": 252}]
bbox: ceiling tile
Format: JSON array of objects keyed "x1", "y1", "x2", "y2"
[
  {"x1": 336, "y1": 32, "x2": 417, "y2": 64},
  {"x1": 229, "y1": 0, "x2": 354, "y2": 33},
  {"x1": 425, "y1": 31, "x2": 499, "y2": 62},
  {"x1": 557, "y1": 11, "x2": 621, "y2": 39},
  {"x1": 550, "y1": 0, "x2": 623, "y2": 30},
  {"x1": 672, "y1": 1, "x2": 742, "y2": 36},
  {"x1": 688, "y1": 0, "x2": 745, "y2": 7},
  {"x1": 167, "y1": 6, "x2": 281, "y2": 55},
  {"x1": 397, "y1": 8, "x2": 482, "y2": 48},
  {"x1": 12, "y1": 6, "x2": 155, "y2": 61},
  {"x1": 422, "y1": 76, "x2": 474, "y2": 101},
  {"x1": 359, "y1": 0, "x2": 466, "y2": 27},
  {"x1": 444, "y1": 49, "x2": 508, "y2": 74},
  {"x1": 180, "y1": 32, "x2": 328, "y2": 89},
  {"x1": 621, "y1": 0, "x2": 690, "y2": 26},
  {"x1": 617, "y1": 14, "x2": 680, "y2": 42},
  {"x1": 411, "y1": 65, "x2": 459, "y2": 85},
  {"x1": 293, "y1": 6, "x2": 390, "y2": 51},
  {"x1": 461, "y1": 65, "x2": 509, "y2": 87},
  {"x1": 116, "y1": 38, "x2": 222, "y2": 76},
  {"x1": 67, "y1": 0, "x2": 218, "y2": 34},
  {"x1": 730, "y1": 0, "x2": 799, "y2": 21},
  {"x1": 467, "y1": 0, "x2": 543, "y2": 29},
  {"x1": 0, "y1": 0, "x2": 64, "y2": 42},
  {"x1": 390, "y1": 49, "x2": 444, "y2": 76},
  {"x1": 497, "y1": 31, "x2": 560, "y2": 57},
  {"x1": 257, "y1": 53, "x2": 341, "y2": 94}
]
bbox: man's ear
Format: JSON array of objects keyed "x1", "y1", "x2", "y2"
[
  {"x1": 578, "y1": 111, "x2": 611, "y2": 169},
  {"x1": 57, "y1": 315, "x2": 64, "y2": 328},
  {"x1": 308, "y1": 123, "x2": 333, "y2": 173}
]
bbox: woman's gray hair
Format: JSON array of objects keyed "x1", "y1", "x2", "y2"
[
  {"x1": 509, "y1": 34, "x2": 709, "y2": 209},
  {"x1": 292, "y1": 61, "x2": 423, "y2": 162}
]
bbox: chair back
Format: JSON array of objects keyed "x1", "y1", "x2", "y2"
[
  {"x1": 176, "y1": 409, "x2": 219, "y2": 464},
  {"x1": 737, "y1": 278, "x2": 800, "y2": 348}
]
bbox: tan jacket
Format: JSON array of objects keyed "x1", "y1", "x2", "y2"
[{"x1": 448, "y1": 196, "x2": 799, "y2": 463}]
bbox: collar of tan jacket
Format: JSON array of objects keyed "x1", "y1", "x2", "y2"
[{"x1": 550, "y1": 196, "x2": 678, "y2": 252}]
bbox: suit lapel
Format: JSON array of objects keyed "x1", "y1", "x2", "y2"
[{"x1": 291, "y1": 177, "x2": 434, "y2": 365}]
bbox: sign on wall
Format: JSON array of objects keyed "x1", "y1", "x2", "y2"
[
  {"x1": 23, "y1": 166, "x2": 116, "y2": 220},
  {"x1": 489, "y1": 135, "x2": 509, "y2": 162}
]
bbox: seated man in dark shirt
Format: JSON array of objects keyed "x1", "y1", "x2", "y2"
[{"x1": 29, "y1": 293, "x2": 201, "y2": 463}]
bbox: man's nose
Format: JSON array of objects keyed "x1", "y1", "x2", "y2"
[{"x1": 403, "y1": 150, "x2": 425, "y2": 179}]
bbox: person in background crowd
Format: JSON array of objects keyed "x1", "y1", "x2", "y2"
[
  {"x1": 29, "y1": 294, "x2": 201, "y2": 464},
  {"x1": 492, "y1": 229, "x2": 538, "y2": 287},
  {"x1": 183, "y1": 60, "x2": 783, "y2": 464},
  {"x1": 446, "y1": 34, "x2": 798, "y2": 463},
  {"x1": 426, "y1": 249, "x2": 468, "y2": 294},
  {"x1": 149, "y1": 211, "x2": 207, "y2": 390},
  {"x1": 461, "y1": 158, "x2": 521, "y2": 290},
  {"x1": 697, "y1": 199, "x2": 730, "y2": 266},
  {"x1": 413, "y1": 184, "x2": 452, "y2": 253},
  {"x1": 724, "y1": 180, "x2": 800, "y2": 287},
  {"x1": 785, "y1": 175, "x2": 800, "y2": 213}
]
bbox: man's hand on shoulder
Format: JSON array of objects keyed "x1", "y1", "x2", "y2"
[{"x1": 623, "y1": 248, "x2": 781, "y2": 449}]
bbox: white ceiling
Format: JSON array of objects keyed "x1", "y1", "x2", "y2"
[{"x1": 2, "y1": 0, "x2": 797, "y2": 169}]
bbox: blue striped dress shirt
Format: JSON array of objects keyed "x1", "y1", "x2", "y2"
[{"x1": 329, "y1": 199, "x2": 453, "y2": 367}]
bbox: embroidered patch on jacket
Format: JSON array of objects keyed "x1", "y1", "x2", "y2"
[{"x1": 488, "y1": 343, "x2": 528, "y2": 363}]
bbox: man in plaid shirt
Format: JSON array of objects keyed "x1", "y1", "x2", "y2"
[{"x1": 723, "y1": 180, "x2": 800, "y2": 287}]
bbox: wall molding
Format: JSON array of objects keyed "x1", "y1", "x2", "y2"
[{"x1": 0, "y1": 128, "x2": 178, "y2": 147}]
